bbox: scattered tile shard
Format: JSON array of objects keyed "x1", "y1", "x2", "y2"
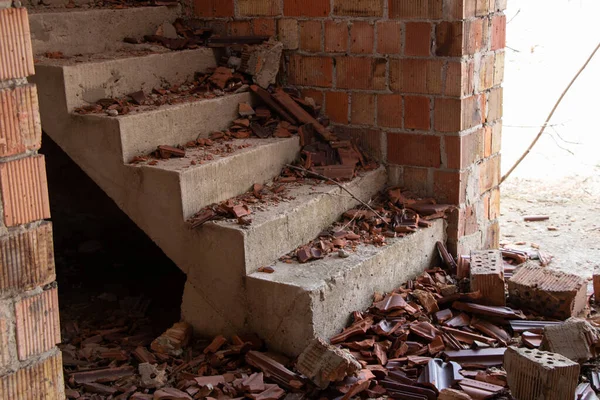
[{"x1": 296, "y1": 338, "x2": 361, "y2": 389}]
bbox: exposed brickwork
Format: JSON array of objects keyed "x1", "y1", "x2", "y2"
[
  {"x1": 0, "y1": 155, "x2": 51, "y2": 227},
  {"x1": 0, "y1": 85, "x2": 42, "y2": 158},
  {"x1": 0, "y1": 352, "x2": 65, "y2": 399},
  {"x1": 191, "y1": 0, "x2": 506, "y2": 253},
  {"x1": 0, "y1": 222, "x2": 55, "y2": 293},
  {"x1": 14, "y1": 287, "x2": 61, "y2": 360},
  {"x1": 0, "y1": 5, "x2": 62, "y2": 395},
  {"x1": 0, "y1": 8, "x2": 35, "y2": 80}
]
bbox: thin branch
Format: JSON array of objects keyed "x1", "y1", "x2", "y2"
[
  {"x1": 500, "y1": 41, "x2": 600, "y2": 185},
  {"x1": 285, "y1": 164, "x2": 386, "y2": 221}
]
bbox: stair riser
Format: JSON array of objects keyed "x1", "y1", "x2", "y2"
[
  {"x1": 245, "y1": 219, "x2": 446, "y2": 355},
  {"x1": 118, "y1": 92, "x2": 255, "y2": 162},
  {"x1": 29, "y1": 6, "x2": 181, "y2": 56}
]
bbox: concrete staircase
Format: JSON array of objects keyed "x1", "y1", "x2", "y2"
[{"x1": 30, "y1": 6, "x2": 446, "y2": 355}]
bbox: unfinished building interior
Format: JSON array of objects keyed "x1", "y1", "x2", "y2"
[{"x1": 1, "y1": 0, "x2": 599, "y2": 398}]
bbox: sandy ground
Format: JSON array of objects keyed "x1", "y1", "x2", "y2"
[{"x1": 500, "y1": 0, "x2": 600, "y2": 277}]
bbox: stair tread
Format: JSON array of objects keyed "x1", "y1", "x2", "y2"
[
  {"x1": 248, "y1": 218, "x2": 445, "y2": 289},
  {"x1": 214, "y1": 167, "x2": 386, "y2": 231},
  {"x1": 34, "y1": 46, "x2": 206, "y2": 66},
  {"x1": 129, "y1": 137, "x2": 298, "y2": 174}
]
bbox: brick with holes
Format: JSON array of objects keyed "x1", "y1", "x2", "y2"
[{"x1": 469, "y1": 250, "x2": 505, "y2": 306}]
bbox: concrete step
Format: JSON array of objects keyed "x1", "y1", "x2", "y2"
[
  {"x1": 181, "y1": 168, "x2": 388, "y2": 337},
  {"x1": 71, "y1": 92, "x2": 255, "y2": 163},
  {"x1": 32, "y1": 47, "x2": 219, "y2": 111},
  {"x1": 29, "y1": 6, "x2": 181, "y2": 56},
  {"x1": 246, "y1": 219, "x2": 446, "y2": 355},
  {"x1": 128, "y1": 137, "x2": 300, "y2": 220}
]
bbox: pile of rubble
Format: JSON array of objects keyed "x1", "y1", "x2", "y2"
[
  {"x1": 280, "y1": 188, "x2": 453, "y2": 264},
  {"x1": 61, "y1": 240, "x2": 600, "y2": 399}
]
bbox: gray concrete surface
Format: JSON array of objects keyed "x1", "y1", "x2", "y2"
[
  {"x1": 245, "y1": 219, "x2": 446, "y2": 355},
  {"x1": 29, "y1": 6, "x2": 181, "y2": 56}
]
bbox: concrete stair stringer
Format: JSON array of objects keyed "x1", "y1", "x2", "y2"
[
  {"x1": 29, "y1": 6, "x2": 182, "y2": 56},
  {"x1": 245, "y1": 219, "x2": 446, "y2": 356}
]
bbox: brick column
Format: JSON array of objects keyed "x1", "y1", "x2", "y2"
[
  {"x1": 0, "y1": 5, "x2": 64, "y2": 399},
  {"x1": 193, "y1": 0, "x2": 505, "y2": 254}
]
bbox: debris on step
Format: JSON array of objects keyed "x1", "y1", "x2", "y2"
[
  {"x1": 504, "y1": 347, "x2": 580, "y2": 400},
  {"x1": 156, "y1": 145, "x2": 185, "y2": 159},
  {"x1": 155, "y1": 21, "x2": 178, "y2": 39},
  {"x1": 296, "y1": 338, "x2": 361, "y2": 389},
  {"x1": 239, "y1": 40, "x2": 284, "y2": 89},
  {"x1": 507, "y1": 262, "x2": 588, "y2": 319}
]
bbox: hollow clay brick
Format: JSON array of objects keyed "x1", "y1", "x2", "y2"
[{"x1": 470, "y1": 250, "x2": 505, "y2": 306}]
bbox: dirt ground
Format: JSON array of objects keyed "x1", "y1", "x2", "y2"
[{"x1": 499, "y1": 0, "x2": 600, "y2": 278}]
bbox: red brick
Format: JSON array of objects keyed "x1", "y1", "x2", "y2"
[
  {"x1": 194, "y1": 0, "x2": 234, "y2": 17},
  {"x1": 488, "y1": 187, "x2": 500, "y2": 219},
  {"x1": 15, "y1": 287, "x2": 61, "y2": 360},
  {"x1": 324, "y1": 21, "x2": 348, "y2": 53},
  {"x1": 487, "y1": 87, "x2": 503, "y2": 122},
  {"x1": 299, "y1": 20, "x2": 322, "y2": 52},
  {"x1": 479, "y1": 154, "x2": 501, "y2": 194},
  {"x1": 389, "y1": 0, "x2": 442, "y2": 19},
  {"x1": 465, "y1": 18, "x2": 484, "y2": 55},
  {"x1": 433, "y1": 170, "x2": 466, "y2": 204},
  {"x1": 435, "y1": 21, "x2": 463, "y2": 57},
  {"x1": 377, "y1": 94, "x2": 403, "y2": 128},
  {"x1": 0, "y1": 221, "x2": 55, "y2": 293},
  {"x1": 334, "y1": 126, "x2": 383, "y2": 160},
  {"x1": 485, "y1": 220, "x2": 500, "y2": 248},
  {"x1": 376, "y1": 21, "x2": 402, "y2": 54},
  {"x1": 402, "y1": 166, "x2": 430, "y2": 197},
  {"x1": 445, "y1": 129, "x2": 484, "y2": 169},
  {"x1": 238, "y1": 0, "x2": 280, "y2": 16},
  {"x1": 229, "y1": 21, "x2": 252, "y2": 36},
  {"x1": 494, "y1": 51, "x2": 505, "y2": 86},
  {"x1": 491, "y1": 121, "x2": 502, "y2": 155},
  {"x1": 405, "y1": 22, "x2": 432, "y2": 57},
  {"x1": 350, "y1": 21, "x2": 374, "y2": 54},
  {"x1": 288, "y1": 55, "x2": 333, "y2": 87},
  {"x1": 0, "y1": 8, "x2": 35, "y2": 80},
  {"x1": 300, "y1": 89, "x2": 324, "y2": 105},
  {"x1": 253, "y1": 19, "x2": 277, "y2": 36},
  {"x1": 333, "y1": 0, "x2": 384, "y2": 16},
  {"x1": 483, "y1": 125, "x2": 492, "y2": 157},
  {"x1": 278, "y1": 19, "x2": 299, "y2": 50},
  {"x1": 404, "y1": 96, "x2": 430, "y2": 130},
  {"x1": 351, "y1": 93, "x2": 376, "y2": 125},
  {"x1": 336, "y1": 57, "x2": 386, "y2": 90},
  {"x1": 284, "y1": 0, "x2": 330, "y2": 17},
  {"x1": 0, "y1": 352, "x2": 64, "y2": 399},
  {"x1": 0, "y1": 85, "x2": 41, "y2": 158},
  {"x1": 434, "y1": 96, "x2": 483, "y2": 133},
  {"x1": 491, "y1": 15, "x2": 506, "y2": 51},
  {"x1": 0, "y1": 155, "x2": 51, "y2": 227},
  {"x1": 325, "y1": 91, "x2": 349, "y2": 124},
  {"x1": 443, "y1": 0, "x2": 466, "y2": 20},
  {"x1": 478, "y1": 52, "x2": 495, "y2": 91},
  {"x1": 387, "y1": 133, "x2": 441, "y2": 168},
  {"x1": 444, "y1": 60, "x2": 472, "y2": 97},
  {"x1": 475, "y1": 0, "x2": 489, "y2": 16},
  {"x1": 390, "y1": 59, "x2": 443, "y2": 94}
]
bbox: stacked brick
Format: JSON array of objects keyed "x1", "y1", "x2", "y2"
[
  {"x1": 193, "y1": 0, "x2": 506, "y2": 254},
  {"x1": 0, "y1": 5, "x2": 64, "y2": 399}
]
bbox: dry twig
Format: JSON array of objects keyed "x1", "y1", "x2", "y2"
[{"x1": 501, "y1": 41, "x2": 600, "y2": 184}]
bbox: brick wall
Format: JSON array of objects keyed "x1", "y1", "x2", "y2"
[
  {"x1": 194, "y1": 0, "x2": 505, "y2": 253},
  {"x1": 0, "y1": 5, "x2": 64, "y2": 399}
]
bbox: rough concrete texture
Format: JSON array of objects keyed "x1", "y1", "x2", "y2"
[
  {"x1": 29, "y1": 6, "x2": 181, "y2": 56},
  {"x1": 182, "y1": 168, "x2": 387, "y2": 338},
  {"x1": 504, "y1": 346, "x2": 579, "y2": 400},
  {"x1": 32, "y1": 48, "x2": 218, "y2": 110},
  {"x1": 245, "y1": 41, "x2": 283, "y2": 89},
  {"x1": 245, "y1": 219, "x2": 445, "y2": 355},
  {"x1": 542, "y1": 318, "x2": 599, "y2": 362}
]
